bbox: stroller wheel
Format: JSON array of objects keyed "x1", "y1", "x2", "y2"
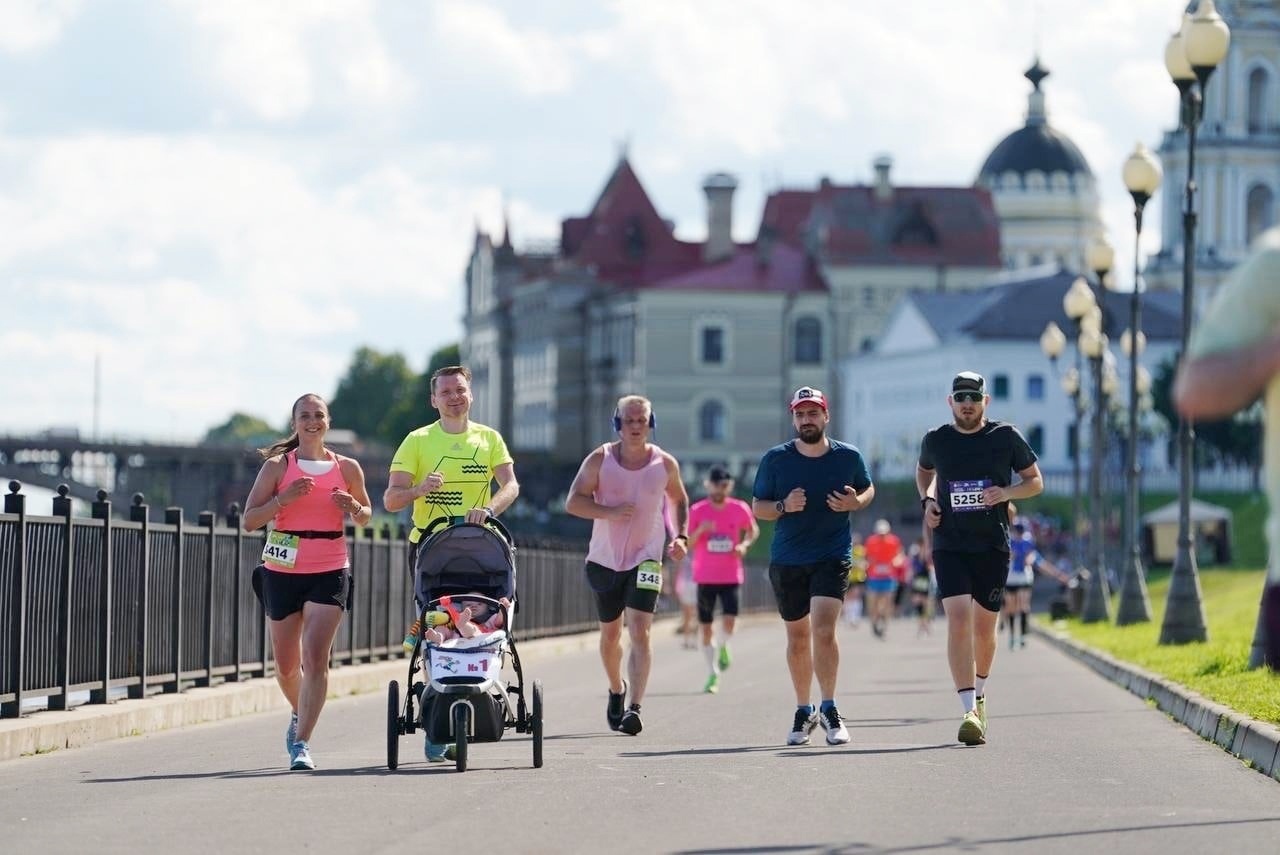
[
  {"x1": 386, "y1": 680, "x2": 401, "y2": 771},
  {"x1": 532, "y1": 679, "x2": 544, "y2": 769},
  {"x1": 452, "y1": 704, "x2": 470, "y2": 773}
]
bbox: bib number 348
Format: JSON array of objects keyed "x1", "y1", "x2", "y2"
[{"x1": 636, "y1": 560, "x2": 663, "y2": 592}]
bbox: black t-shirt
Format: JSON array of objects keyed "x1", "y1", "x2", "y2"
[{"x1": 917, "y1": 420, "x2": 1037, "y2": 553}]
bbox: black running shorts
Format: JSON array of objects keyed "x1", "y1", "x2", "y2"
[
  {"x1": 255, "y1": 566, "x2": 352, "y2": 621},
  {"x1": 768, "y1": 559, "x2": 850, "y2": 622},
  {"x1": 585, "y1": 561, "x2": 660, "y2": 623},
  {"x1": 932, "y1": 550, "x2": 1008, "y2": 613},
  {"x1": 696, "y1": 583, "x2": 741, "y2": 623}
]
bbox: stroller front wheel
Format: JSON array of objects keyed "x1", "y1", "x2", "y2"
[
  {"x1": 532, "y1": 679, "x2": 544, "y2": 769},
  {"x1": 386, "y1": 680, "x2": 401, "y2": 771},
  {"x1": 452, "y1": 703, "x2": 470, "y2": 772}
]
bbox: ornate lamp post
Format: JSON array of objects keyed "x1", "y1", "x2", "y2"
[
  {"x1": 1080, "y1": 237, "x2": 1115, "y2": 623},
  {"x1": 1115, "y1": 142, "x2": 1162, "y2": 625},
  {"x1": 1060, "y1": 278, "x2": 1097, "y2": 575},
  {"x1": 1160, "y1": 1, "x2": 1229, "y2": 645}
]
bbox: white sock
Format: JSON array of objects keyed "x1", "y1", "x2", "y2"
[
  {"x1": 975, "y1": 675, "x2": 987, "y2": 698},
  {"x1": 958, "y1": 688, "x2": 976, "y2": 713},
  {"x1": 702, "y1": 644, "x2": 718, "y2": 675}
]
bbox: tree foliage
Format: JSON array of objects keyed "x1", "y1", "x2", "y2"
[
  {"x1": 380, "y1": 342, "x2": 461, "y2": 443},
  {"x1": 1151, "y1": 356, "x2": 1262, "y2": 473},
  {"x1": 329, "y1": 347, "x2": 416, "y2": 441},
  {"x1": 203, "y1": 412, "x2": 277, "y2": 446}
]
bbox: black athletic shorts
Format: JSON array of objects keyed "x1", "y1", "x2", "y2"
[
  {"x1": 585, "y1": 561, "x2": 660, "y2": 623},
  {"x1": 254, "y1": 566, "x2": 352, "y2": 620},
  {"x1": 768, "y1": 558, "x2": 850, "y2": 622},
  {"x1": 932, "y1": 550, "x2": 1008, "y2": 613},
  {"x1": 696, "y1": 583, "x2": 741, "y2": 623}
]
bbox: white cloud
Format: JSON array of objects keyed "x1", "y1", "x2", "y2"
[
  {"x1": 429, "y1": 0, "x2": 580, "y2": 96},
  {"x1": 174, "y1": 0, "x2": 411, "y2": 121},
  {"x1": 0, "y1": 0, "x2": 81, "y2": 54}
]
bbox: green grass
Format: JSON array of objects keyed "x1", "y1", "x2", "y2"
[{"x1": 1057, "y1": 566, "x2": 1280, "y2": 725}]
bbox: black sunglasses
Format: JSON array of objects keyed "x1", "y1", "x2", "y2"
[{"x1": 952, "y1": 391, "x2": 983, "y2": 403}]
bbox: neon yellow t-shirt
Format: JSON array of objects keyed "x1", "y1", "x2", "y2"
[
  {"x1": 390, "y1": 421, "x2": 513, "y2": 542},
  {"x1": 1188, "y1": 228, "x2": 1280, "y2": 582}
]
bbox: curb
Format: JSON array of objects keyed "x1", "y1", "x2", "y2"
[
  {"x1": 1034, "y1": 623, "x2": 1280, "y2": 782},
  {"x1": 0, "y1": 630, "x2": 601, "y2": 763}
]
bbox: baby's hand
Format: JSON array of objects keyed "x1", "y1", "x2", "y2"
[{"x1": 424, "y1": 628, "x2": 444, "y2": 644}]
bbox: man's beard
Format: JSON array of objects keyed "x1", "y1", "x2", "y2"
[
  {"x1": 953, "y1": 409, "x2": 984, "y2": 431},
  {"x1": 797, "y1": 424, "x2": 825, "y2": 445}
]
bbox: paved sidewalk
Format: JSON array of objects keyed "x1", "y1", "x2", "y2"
[{"x1": 3, "y1": 613, "x2": 1278, "y2": 854}]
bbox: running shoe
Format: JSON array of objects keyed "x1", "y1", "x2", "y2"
[
  {"x1": 976, "y1": 696, "x2": 988, "y2": 732},
  {"x1": 425, "y1": 739, "x2": 456, "y2": 763},
  {"x1": 787, "y1": 708, "x2": 819, "y2": 746},
  {"x1": 606, "y1": 681, "x2": 628, "y2": 731},
  {"x1": 618, "y1": 706, "x2": 643, "y2": 735},
  {"x1": 1019, "y1": 637, "x2": 1027, "y2": 649},
  {"x1": 957, "y1": 711, "x2": 986, "y2": 746},
  {"x1": 717, "y1": 644, "x2": 732, "y2": 671},
  {"x1": 703, "y1": 673, "x2": 719, "y2": 694},
  {"x1": 289, "y1": 740, "x2": 315, "y2": 770},
  {"x1": 820, "y1": 705, "x2": 850, "y2": 745},
  {"x1": 285, "y1": 711, "x2": 298, "y2": 756}
]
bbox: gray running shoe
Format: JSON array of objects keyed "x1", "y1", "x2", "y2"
[
  {"x1": 289, "y1": 740, "x2": 316, "y2": 770},
  {"x1": 787, "y1": 708, "x2": 819, "y2": 745}
]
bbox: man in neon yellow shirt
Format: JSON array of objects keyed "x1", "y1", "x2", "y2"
[
  {"x1": 383, "y1": 364, "x2": 520, "y2": 761},
  {"x1": 1175, "y1": 226, "x2": 1280, "y2": 670}
]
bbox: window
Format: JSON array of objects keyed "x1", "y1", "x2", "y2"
[
  {"x1": 1248, "y1": 68, "x2": 1270, "y2": 133},
  {"x1": 992, "y1": 374, "x2": 1009, "y2": 400},
  {"x1": 1066, "y1": 422, "x2": 1078, "y2": 460},
  {"x1": 1027, "y1": 424, "x2": 1044, "y2": 456},
  {"x1": 699, "y1": 400, "x2": 726, "y2": 443},
  {"x1": 701, "y1": 326, "x2": 725, "y2": 364},
  {"x1": 1247, "y1": 184, "x2": 1275, "y2": 246},
  {"x1": 794, "y1": 317, "x2": 822, "y2": 364},
  {"x1": 1027, "y1": 374, "x2": 1045, "y2": 401}
]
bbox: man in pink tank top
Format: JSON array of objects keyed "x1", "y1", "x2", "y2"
[{"x1": 566, "y1": 394, "x2": 689, "y2": 736}]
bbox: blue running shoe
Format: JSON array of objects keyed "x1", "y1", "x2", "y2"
[
  {"x1": 285, "y1": 712, "x2": 298, "y2": 756},
  {"x1": 289, "y1": 740, "x2": 315, "y2": 771}
]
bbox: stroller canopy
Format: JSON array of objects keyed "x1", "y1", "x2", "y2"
[{"x1": 415, "y1": 522, "x2": 516, "y2": 608}]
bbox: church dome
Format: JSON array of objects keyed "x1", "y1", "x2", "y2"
[{"x1": 977, "y1": 59, "x2": 1093, "y2": 184}]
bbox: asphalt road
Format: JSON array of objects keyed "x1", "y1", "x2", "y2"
[{"x1": 2, "y1": 613, "x2": 1277, "y2": 854}]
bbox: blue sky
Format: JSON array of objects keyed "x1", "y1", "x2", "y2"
[{"x1": 0, "y1": 0, "x2": 1181, "y2": 440}]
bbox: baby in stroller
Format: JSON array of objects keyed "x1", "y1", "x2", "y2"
[{"x1": 423, "y1": 595, "x2": 512, "y2": 643}]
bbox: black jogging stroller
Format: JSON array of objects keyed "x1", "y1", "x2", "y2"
[{"x1": 385, "y1": 516, "x2": 543, "y2": 772}]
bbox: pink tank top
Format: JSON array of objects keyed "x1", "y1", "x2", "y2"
[
  {"x1": 266, "y1": 450, "x2": 350, "y2": 574},
  {"x1": 586, "y1": 443, "x2": 669, "y2": 572}
]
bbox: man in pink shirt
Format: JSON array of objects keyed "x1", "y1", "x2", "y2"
[{"x1": 689, "y1": 465, "x2": 759, "y2": 694}]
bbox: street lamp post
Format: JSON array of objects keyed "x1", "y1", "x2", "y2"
[
  {"x1": 1116, "y1": 142, "x2": 1162, "y2": 626},
  {"x1": 1080, "y1": 239, "x2": 1115, "y2": 623},
  {"x1": 1160, "y1": 1, "x2": 1229, "y2": 645},
  {"x1": 1060, "y1": 278, "x2": 1097, "y2": 577}
]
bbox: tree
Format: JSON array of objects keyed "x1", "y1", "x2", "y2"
[
  {"x1": 380, "y1": 343, "x2": 461, "y2": 442},
  {"x1": 1152, "y1": 357, "x2": 1262, "y2": 477},
  {"x1": 329, "y1": 347, "x2": 415, "y2": 442},
  {"x1": 203, "y1": 412, "x2": 277, "y2": 446}
]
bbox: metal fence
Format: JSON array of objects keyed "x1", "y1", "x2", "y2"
[{"x1": 0, "y1": 482, "x2": 777, "y2": 718}]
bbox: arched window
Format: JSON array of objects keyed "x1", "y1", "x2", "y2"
[
  {"x1": 1248, "y1": 68, "x2": 1270, "y2": 134},
  {"x1": 1247, "y1": 184, "x2": 1275, "y2": 246},
  {"x1": 794, "y1": 317, "x2": 822, "y2": 364},
  {"x1": 699, "y1": 399, "x2": 726, "y2": 443}
]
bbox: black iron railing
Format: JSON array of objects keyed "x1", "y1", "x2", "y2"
[{"x1": 1, "y1": 482, "x2": 777, "y2": 718}]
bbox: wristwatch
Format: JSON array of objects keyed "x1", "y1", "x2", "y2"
[
  {"x1": 482, "y1": 506, "x2": 494, "y2": 517},
  {"x1": 774, "y1": 500, "x2": 786, "y2": 515},
  {"x1": 921, "y1": 496, "x2": 937, "y2": 509}
]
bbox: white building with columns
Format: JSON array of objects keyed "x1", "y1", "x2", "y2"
[{"x1": 1146, "y1": 0, "x2": 1280, "y2": 304}]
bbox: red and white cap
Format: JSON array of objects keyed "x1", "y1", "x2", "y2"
[{"x1": 789, "y1": 386, "x2": 827, "y2": 411}]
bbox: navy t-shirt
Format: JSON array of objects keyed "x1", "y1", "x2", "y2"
[
  {"x1": 917, "y1": 420, "x2": 1037, "y2": 553},
  {"x1": 752, "y1": 439, "x2": 873, "y2": 564}
]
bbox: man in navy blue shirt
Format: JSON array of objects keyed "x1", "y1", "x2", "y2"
[{"x1": 753, "y1": 386, "x2": 875, "y2": 747}]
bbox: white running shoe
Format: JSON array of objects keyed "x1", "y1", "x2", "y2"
[{"x1": 787, "y1": 708, "x2": 819, "y2": 745}]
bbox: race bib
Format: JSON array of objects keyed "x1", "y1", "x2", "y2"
[
  {"x1": 636, "y1": 560, "x2": 663, "y2": 592},
  {"x1": 948, "y1": 479, "x2": 991, "y2": 513},
  {"x1": 261, "y1": 530, "x2": 300, "y2": 569},
  {"x1": 707, "y1": 534, "x2": 734, "y2": 554}
]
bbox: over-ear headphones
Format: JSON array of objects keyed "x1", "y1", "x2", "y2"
[{"x1": 612, "y1": 407, "x2": 657, "y2": 433}]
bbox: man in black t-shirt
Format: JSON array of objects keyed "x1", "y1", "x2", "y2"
[{"x1": 916, "y1": 371, "x2": 1043, "y2": 746}]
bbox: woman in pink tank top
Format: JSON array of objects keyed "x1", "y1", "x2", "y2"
[{"x1": 242, "y1": 393, "x2": 373, "y2": 771}]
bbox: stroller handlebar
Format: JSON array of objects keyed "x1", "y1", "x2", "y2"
[{"x1": 419, "y1": 514, "x2": 515, "y2": 549}]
